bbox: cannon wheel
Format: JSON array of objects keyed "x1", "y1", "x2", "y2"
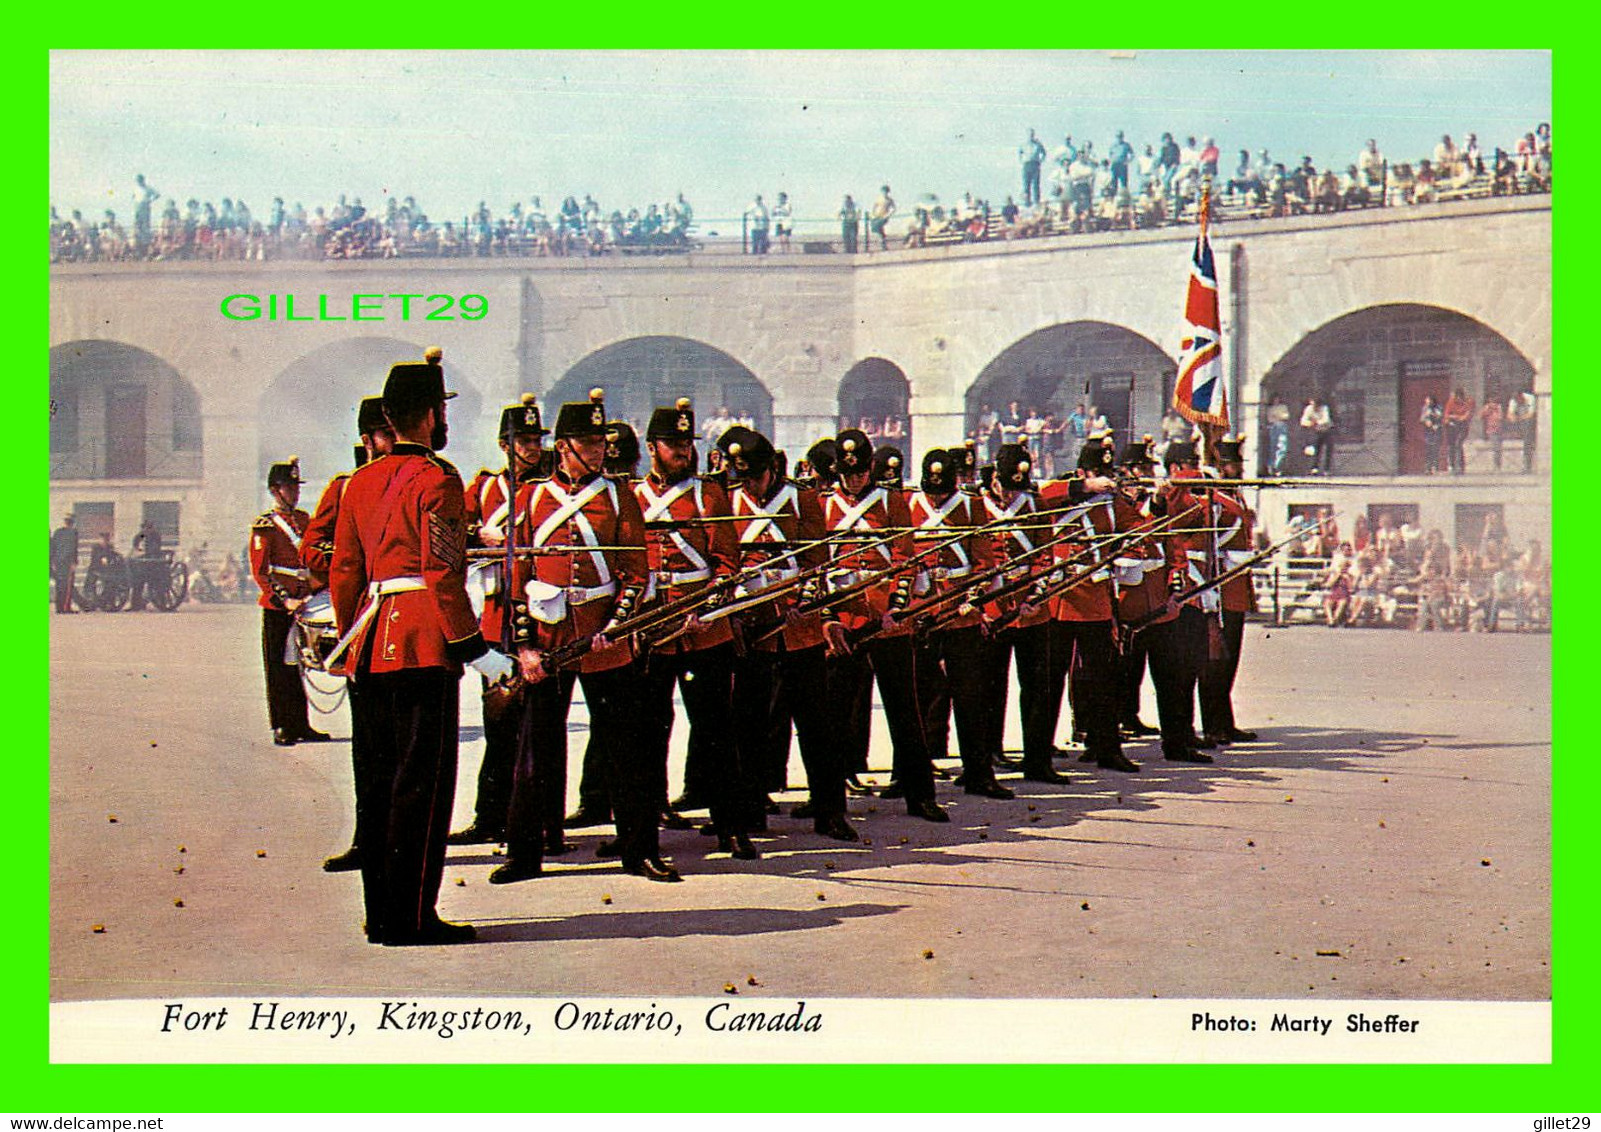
[
  {"x1": 150, "y1": 560, "x2": 189, "y2": 611},
  {"x1": 85, "y1": 562, "x2": 131, "y2": 612}
]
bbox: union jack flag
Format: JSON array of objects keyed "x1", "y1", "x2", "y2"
[{"x1": 1173, "y1": 225, "x2": 1229, "y2": 428}]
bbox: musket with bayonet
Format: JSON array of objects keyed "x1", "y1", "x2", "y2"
[
  {"x1": 744, "y1": 491, "x2": 1121, "y2": 647},
  {"x1": 1122, "y1": 518, "x2": 1322, "y2": 635},
  {"x1": 970, "y1": 502, "x2": 1206, "y2": 638}
]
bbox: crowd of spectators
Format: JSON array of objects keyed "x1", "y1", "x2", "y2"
[
  {"x1": 969, "y1": 400, "x2": 1112, "y2": 477},
  {"x1": 1289, "y1": 510, "x2": 1548, "y2": 632},
  {"x1": 50, "y1": 120, "x2": 1550, "y2": 265},
  {"x1": 882, "y1": 119, "x2": 1553, "y2": 252},
  {"x1": 50, "y1": 183, "x2": 699, "y2": 264}
]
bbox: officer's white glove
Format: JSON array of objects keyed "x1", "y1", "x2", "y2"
[{"x1": 468, "y1": 650, "x2": 517, "y2": 686}]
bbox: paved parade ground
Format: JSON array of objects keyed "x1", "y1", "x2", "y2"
[{"x1": 49, "y1": 604, "x2": 1550, "y2": 1004}]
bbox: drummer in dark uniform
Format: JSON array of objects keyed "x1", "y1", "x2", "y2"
[{"x1": 250, "y1": 458, "x2": 328, "y2": 747}]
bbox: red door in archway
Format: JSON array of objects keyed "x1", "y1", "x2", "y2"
[{"x1": 1398, "y1": 363, "x2": 1449, "y2": 474}]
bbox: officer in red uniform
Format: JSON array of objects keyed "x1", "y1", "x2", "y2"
[
  {"x1": 1110, "y1": 436, "x2": 1163, "y2": 738},
  {"x1": 631, "y1": 398, "x2": 759, "y2": 859},
  {"x1": 822, "y1": 429, "x2": 948, "y2": 822},
  {"x1": 1140, "y1": 440, "x2": 1215, "y2": 764},
  {"x1": 330, "y1": 360, "x2": 513, "y2": 945},
  {"x1": 250, "y1": 457, "x2": 328, "y2": 747},
  {"x1": 447, "y1": 395, "x2": 549, "y2": 848},
  {"x1": 493, "y1": 389, "x2": 666, "y2": 883},
  {"x1": 1038, "y1": 435, "x2": 1143, "y2": 774},
  {"x1": 975, "y1": 443, "x2": 1067, "y2": 783},
  {"x1": 721, "y1": 427, "x2": 858, "y2": 842},
  {"x1": 302, "y1": 396, "x2": 393, "y2": 872},
  {"x1": 1199, "y1": 435, "x2": 1260, "y2": 746},
  {"x1": 908, "y1": 448, "x2": 1012, "y2": 798}
]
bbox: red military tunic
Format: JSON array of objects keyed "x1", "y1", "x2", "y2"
[
  {"x1": 329, "y1": 444, "x2": 486, "y2": 674},
  {"x1": 464, "y1": 467, "x2": 527, "y2": 646},
  {"x1": 905, "y1": 487, "x2": 992, "y2": 630},
  {"x1": 821, "y1": 483, "x2": 916, "y2": 636},
  {"x1": 1111, "y1": 492, "x2": 1171, "y2": 626},
  {"x1": 1037, "y1": 479, "x2": 1149, "y2": 623},
  {"x1": 249, "y1": 505, "x2": 314, "y2": 611},
  {"x1": 1210, "y1": 488, "x2": 1258, "y2": 614},
  {"x1": 977, "y1": 485, "x2": 1051, "y2": 629},
  {"x1": 509, "y1": 470, "x2": 647, "y2": 674},
  {"x1": 300, "y1": 472, "x2": 350, "y2": 588},
  {"x1": 635, "y1": 473, "x2": 739, "y2": 654},
  {"x1": 1153, "y1": 470, "x2": 1215, "y2": 625},
  {"x1": 727, "y1": 477, "x2": 828, "y2": 652}
]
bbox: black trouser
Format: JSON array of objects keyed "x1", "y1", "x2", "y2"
[
  {"x1": 1054, "y1": 619, "x2": 1123, "y2": 763},
  {"x1": 261, "y1": 607, "x2": 309, "y2": 736},
  {"x1": 351, "y1": 667, "x2": 459, "y2": 941},
  {"x1": 1313, "y1": 432, "x2": 1334, "y2": 473},
  {"x1": 1119, "y1": 629, "x2": 1150, "y2": 726},
  {"x1": 641, "y1": 643, "x2": 755, "y2": 834},
  {"x1": 1143, "y1": 605, "x2": 1207, "y2": 757},
  {"x1": 467, "y1": 663, "x2": 518, "y2": 835},
  {"x1": 1199, "y1": 609, "x2": 1247, "y2": 737},
  {"x1": 507, "y1": 664, "x2": 652, "y2": 865},
  {"x1": 915, "y1": 625, "x2": 998, "y2": 785},
  {"x1": 979, "y1": 620, "x2": 1065, "y2": 770},
  {"x1": 52, "y1": 562, "x2": 75, "y2": 612},
  {"x1": 342, "y1": 677, "x2": 372, "y2": 855},
  {"x1": 734, "y1": 645, "x2": 845, "y2": 818},
  {"x1": 918, "y1": 636, "x2": 954, "y2": 760},
  {"x1": 828, "y1": 633, "x2": 936, "y2": 803}
]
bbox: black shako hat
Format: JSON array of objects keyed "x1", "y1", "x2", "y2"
[
  {"x1": 835, "y1": 429, "x2": 873, "y2": 476},
  {"x1": 267, "y1": 456, "x2": 304, "y2": 488},
  {"x1": 554, "y1": 387, "x2": 608, "y2": 440},
  {"x1": 806, "y1": 438, "x2": 838, "y2": 483},
  {"x1": 718, "y1": 424, "x2": 776, "y2": 479},
  {"x1": 1077, "y1": 434, "x2": 1116, "y2": 472},
  {"x1": 1165, "y1": 440, "x2": 1199, "y2": 466},
  {"x1": 1119, "y1": 434, "x2": 1156, "y2": 467},
  {"x1": 1214, "y1": 434, "x2": 1245, "y2": 464},
  {"x1": 499, "y1": 393, "x2": 549, "y2": 441},
  {"x1": 955, "y1": 441, "x2": 978, "y2": 479},
  {"x1": 604, "y1": 420, "x2": 641, "y2": 475},
  {"x1": 356, "y1": 396, "x2": 389, "y2": 436},
  {"x1": 920, "y1": 448, "x2": 956, "y2": 495},
  {"x1": 993, "y1": 443, "x2": 1033, "y2": 490},
  {"x1": 872, "y1": 444, "x2": 904, "y2": 487},
  {"x1": 382, "y1": 361, "x2": 456, "y2": 419},
  {"x1": 646, "y1": 397, "x2": 697, "y2": 442}
]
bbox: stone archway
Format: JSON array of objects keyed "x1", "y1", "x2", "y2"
[
  {"x1": 50, "y1": 339, "x2": 202, "y2": 482},
  {"x1": 1258, "y1": 304, "x2": 1536, "y2": 478},
  {"x1": 837, "y1": 357, "x2": 912, "y2": 452},
  {"x1": 549, "y1": 336, "x2": 773, "y2": 440},
  {"x1": 258, "y1": 338, "x2": 484, "y2": 498},
  {"x1": 966, "y1": 321, "x2": 1177, "y2": 469}
]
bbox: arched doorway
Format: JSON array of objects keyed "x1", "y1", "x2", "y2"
[
  {"x1": 967, "y1": 322, "x2": 1176, "y2": 471},
  {"x1": 549, "y1": 337, "x2": 772, "y2": 441},
  {"x1": 837, "y1": 357, "x2": 911, "y2": 454},
  {"x1": 258, "y1": 339, "x2": 483, "y2": 499},
  {"x1": 1259, "y1": 304, "x2": 1536, "y2": 477},
  {"x1": 50, "y1": 340, "x2": 202, "y2": 482}
]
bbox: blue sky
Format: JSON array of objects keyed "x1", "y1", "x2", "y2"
[{"x1": 50, "y1": 50, "x2": 1550, "y2": 229}]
